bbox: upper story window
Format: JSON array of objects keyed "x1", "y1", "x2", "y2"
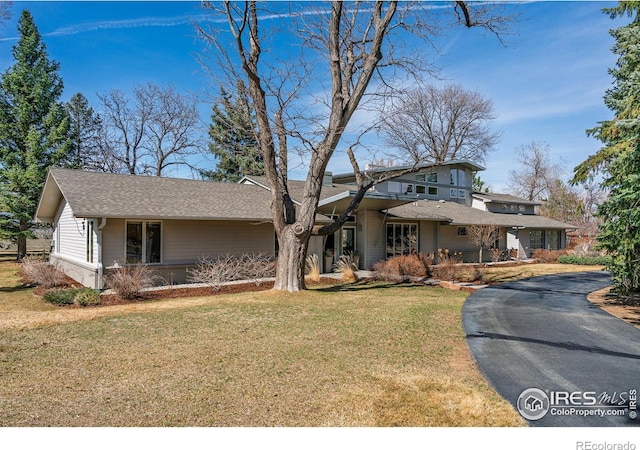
[
  {"x1": 450, "y1": 168, "x2": 466, "y2": 187},
  {"x1": 427, "y1": 172, "x2": 438, "y2": 183},
  {"x1": 415, "y1": 174, "x2": 426, "y2": 182}
]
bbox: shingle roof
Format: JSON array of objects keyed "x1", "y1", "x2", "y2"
[
  {"x1": 241, "y1": 175, "x2": 355, "y2": 203},
  {"x1": 36, "y1": 168, "x2": 327, "y2": 223},
  {"x1": 387, "y1": 199, "x2": 575, "y2": 229},
  {"x1": 472, "y1": 192, "x2": 541, "y2": 206}
]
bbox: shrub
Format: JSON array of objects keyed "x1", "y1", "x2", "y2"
[
  {"x1": 333, "y1": 252, "x2": 358, "y2": 283},
  {"x1": 490, "y1": 248, "x2": 506, "y2": 263},
  {"x1": 241, "y1": 253, "x2": 277, "y2": 286},
  {"x1": 188, "y1": 253, "x2": 277, "y2": 290},
  {"x1": 74, "y1": 288, "x2": 101, "y2": 306},
  {"x1": 373, "y1": 253, "x2": 433, "y2": 282},
  {"x1": 305, "y1": 254, "x2": 321, "y2": 283},
  {"x1": 433, "y1": 249, "x2": 462, "y2": 282},
  {"x1": 557, "y1": 255, "x2": 612, "y2": 266},
  {"x1": 532, "y1": 249, "x2": 567, "y2": 263},
  {"x1": 44, "y1": 289, "x2": 77, "y2": 305},
  {"x1": 106, "y1": 264, "x2": 158, "y2": 300},
  {"x1": 20, "y1": 256, "x2": 67, "y2": 288},
  {"x1": 187, "y1": 254, "x2": 241, "y2": 291}
]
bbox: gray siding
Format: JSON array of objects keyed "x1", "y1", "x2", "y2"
[
  {"x1": 362, "y1": 210, "x2": 386, "y2": 270},
  {"x1": 371, "y1": 165, "x2": 473, "y2": 205},
  {"x1": 102, "y1": 219, "x2": 275, "y2": 266},
  {"x1": 486, "y1": 203, "x2": 536, "y2": 215},
  {"x1": 419, "y1": 221, "x2": 438, "y2": 255},
  {"x1": 437, "y1": 225, "x2": 481, "y2": 262}
]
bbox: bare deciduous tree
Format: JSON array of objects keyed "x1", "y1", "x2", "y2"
[
  {"x1": 508, "y1": 141, "x2": 562, "y2": 201},
  {"x1": 198, "y1": 1, "x2": 514, "y2": 292},
  {"x1": 466, "y1": 224, "x2": 499, "y2": 263},
  {"x1": 99, "y1": 83, "x2": 204, "y2": 176},
  {"x1": 379, "y1": 84, "x2": 500, "y2": 165}
]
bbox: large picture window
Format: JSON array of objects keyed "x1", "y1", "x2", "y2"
[
  {"x1": 547, "y1": 230, "x2": 560, "y2": 250},
  {"x1": 386, "y1": 223, "x2": 418, "y2": 257},
  {"x1": 530, "y1": 230, "x2": 544, "y2": 250},
  {"x1": 126, "y1": 221, "x2": 162, "y2": 264}
]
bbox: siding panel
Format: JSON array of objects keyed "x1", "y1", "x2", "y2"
[
  {"x1": 102, "y1": 219, "x2": 275, "y2": 266},
  {"x1": 56, "y1": 199, "x2": 90, "y2": 264}
]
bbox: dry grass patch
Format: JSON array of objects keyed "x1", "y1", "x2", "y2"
[
  {"x1": 328, "y1": 373, "x2": 524, "y2": 427},
  {"x1": 0, "y1": 268, "x2": 525, "y2": 427},
  {"x1": 587, "y1": 286, "x2": 640, "y2": 329},
  {"x1": 456, "y1": 263, "x2": 606, "y2": 284}
]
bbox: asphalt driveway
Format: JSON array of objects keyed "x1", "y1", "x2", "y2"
[{"x1": 463, "y1": 271, "x2": 640, "y2": 427}]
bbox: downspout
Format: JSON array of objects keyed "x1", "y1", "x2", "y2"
[{"x1": 97, "y1": 218, "x2": 107, "y2": 290}]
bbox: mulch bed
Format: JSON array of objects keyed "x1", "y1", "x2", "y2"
[
  {"x1": 99, "y1": 281, "x2": 277, "y2": 306},
  {"x1": 33, "y1": 277, "x2": 347, "y2": 307}
]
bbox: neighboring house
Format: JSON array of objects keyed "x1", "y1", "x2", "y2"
[{"x1": 35, "y1": 160, "x2": 574, "y2": 289}]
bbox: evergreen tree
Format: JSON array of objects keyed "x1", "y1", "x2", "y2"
[
  {"x1": 0, "y1": 10, "x2": 72, "y2": 259},
  {"x1": 202, "y1": 82, "x2": 263, "y2": 182},
  {"x1": 577, "y1": 3, "x2": 640, "y2": 292},
  {"x1": 472, "y1": 173, "x2": 490, "y2": 193},
  {"x1": 64, "y1": 93, "x2": 106, "y2": 171}
]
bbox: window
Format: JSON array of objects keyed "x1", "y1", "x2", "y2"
[
  {"x1": 402, "y1": 183, "x2": 414, "y2": 194},
  {"x1": 450, "y1": 169, "x2": 467, "y2": 187},
  {"x1": 416, "y1": 185, "x2": 426, "y2": 194},
  {"x1": 530, "y1": 230, "x2": 544, "y2": 250},
  {"x1": 342, "y1": 227, "x2": 356, "y2": 254},
  {"x1": 86, "y1": 220, "x2": 94, "y2": 263},
  {"x1": 126, "y1": 221, "x2": 162, "y2": 264},
  {"x1": 386, "y1": 223, "x2": 418, "y2": 257},
  {"x1": 547, "y1": 230, "x2": 560, "y2": 250},
  {"x1": 458, "y1": 170, "x2": 466, "y2": 187},
  {"x1": 415, "y1": 174, "x2": 426, "y2": 182},
  {"x1": 427, "y1": 172, "x2": 438, "y2": 183},
  {"x1": 458, "y1": 189, "x2": 466, "y2": 199},
  {"x1": 450, "y1": 188, "x2": 458, "y2": 199},
  {"x1": 428, "y1": 186, "x2": 438, "y2": 196},
  {"x1": 457, "y1": 226, "x2": 468, "y2": 236}
]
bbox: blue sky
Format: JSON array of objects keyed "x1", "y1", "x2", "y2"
[{"x1": 0, "y1": 1, "x2": 630, "y2": 192}]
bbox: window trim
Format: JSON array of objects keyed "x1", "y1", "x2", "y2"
[{"x1": 124, "y1": 220, "x2": 163, "y2": 265}]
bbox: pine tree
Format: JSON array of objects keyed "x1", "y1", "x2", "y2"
[
  {"x1": 0, "y1": 10, "x2": 72, "y2": 259},
  {"x1": 578, "y1": 3, "x2": 640, "y2": 292},
  {"x1": 64, "y1": 93, "x2": 106, "y2": 171},
  {"x1": 202, "y1": 82, "x2": 263, "y2": 182}
]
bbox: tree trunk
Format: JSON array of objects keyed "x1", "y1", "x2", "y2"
[
  {"x1": 478, "y1": 247, "x2": 483, "y2": 264},
  {"x1": 273, "y1": 226, "x2": 310, "y2": 292},
  {"x1": 17, "y1": 219, "x2": 28, "y2": 261}
]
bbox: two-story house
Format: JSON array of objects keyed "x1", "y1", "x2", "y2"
[{"x1": 35, "y1": 160, "x2": 574, "y2": 289}]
